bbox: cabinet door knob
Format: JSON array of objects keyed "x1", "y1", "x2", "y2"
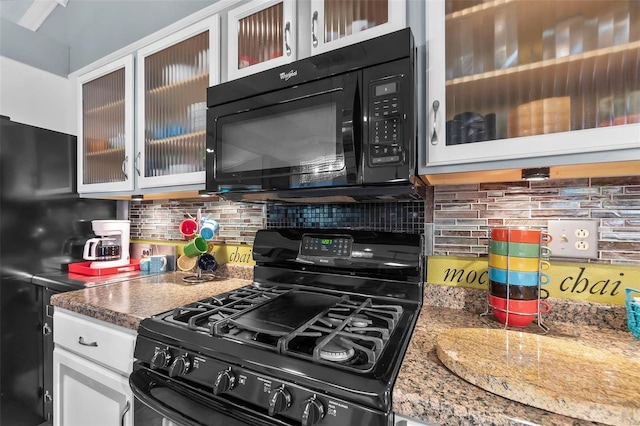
[
  {"x1": 284, "y1": 22, "x2": 292, "y2": 56},
  {"x1": 312, "y1": 11, "x2": 319, "y2": 48},
  {"x1": 431, "y1": 100, "x2": 440, "y2": 145},
  {"x1": 135, "y1": 152, "x2": 141, "y2": 176},
  {"x1": 78, "y1": 336, "x2": 98, "y2": 347},
  {"x1": 121, "y1": 155, "x2": 129, "y2": 180}
]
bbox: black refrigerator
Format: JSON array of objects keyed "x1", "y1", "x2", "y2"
[{"x1": 0, "y1": 116, "x2": 118, "y2": 425}]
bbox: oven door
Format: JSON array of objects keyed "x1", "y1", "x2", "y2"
[
  {"x1": 130, "y1": 366, "x2": 291, "y2": 426},
  {"x1": 206, "y1": 72, "x2": 360, "y2": 194}
]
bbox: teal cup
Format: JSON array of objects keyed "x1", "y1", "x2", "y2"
[{"x1": 488, "y1": 266, "x2": 550, "y2": 286}]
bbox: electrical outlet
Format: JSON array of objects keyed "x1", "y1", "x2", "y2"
[{"x1": 547, "y1": 220, "x2": 599, "y2": 259}]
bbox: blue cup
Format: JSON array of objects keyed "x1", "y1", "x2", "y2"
[
  {"x1": 149, "y1": 255, "x2": 167, "y2": 273},
  {"x1": 488, "y1": 266, "x2": 550, "y2": 286}
]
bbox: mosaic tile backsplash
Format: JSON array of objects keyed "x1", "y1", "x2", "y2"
[
  {"x1": 130, "y1": 197, "x2": 265, "y2": 245},
  {"x1": 129, "y1": 175, "x2": 640, "y2": 265},
  {"x1": 266, "y1": 202, "x2": 425, "y2": 233},
  {"x1": 434, "y1": 176, "x2": 640, "y2": 265},
  {"x1": 130, "y1": 198, "x2": 425, "y2": 244}
]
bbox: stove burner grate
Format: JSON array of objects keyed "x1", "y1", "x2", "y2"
[{"x1": 163, "y1": 285, "x2": 289, "y2": 333}]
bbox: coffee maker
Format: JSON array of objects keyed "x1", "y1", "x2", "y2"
[{"x1": 83, "y1": 220, "x2": 130, "y2": 269}]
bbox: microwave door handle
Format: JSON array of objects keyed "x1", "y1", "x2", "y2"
[
  {"x1": 284, "y1": 21, "x2": 292, "y2": 56},
  {"x1": 351, "y1": 81, "x2": 362, "y2": 172}
]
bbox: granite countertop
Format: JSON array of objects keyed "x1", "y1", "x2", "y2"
[
  {"x1": 394, "y1": 304, "x2": 640, "y2": 426},
  {"x1": 50, "y1": 272, "x2": 251, "y2": 330},
  {"x1": 51, "y1": 277, "x2": 640, "y2": 425}
]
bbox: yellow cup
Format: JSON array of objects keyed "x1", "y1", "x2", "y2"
[{"x1": 488, "y1": 253, "x2": 550, "y2": 272}]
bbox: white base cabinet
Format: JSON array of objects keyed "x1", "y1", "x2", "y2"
[
  {"x1": 53, "y1": 348, "x2": 132, "y2": 426},
  {"x1": 53, "y1": 308, "x2": 136, "y2": 426}
]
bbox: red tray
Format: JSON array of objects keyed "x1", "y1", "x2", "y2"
[{"x1": 68, "y1": 259, "x2": 140, "y2": 276}]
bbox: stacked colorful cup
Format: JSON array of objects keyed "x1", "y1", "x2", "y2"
[{"x1": 488, "y1": 227, "x2": 553, "y2": 327}]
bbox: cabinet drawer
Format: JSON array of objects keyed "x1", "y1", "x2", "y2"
[{"x1": 54, "y1": 309, "x2": 136, "y2": 375}]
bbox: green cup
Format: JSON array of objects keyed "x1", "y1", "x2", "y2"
[
  {"x1": 183, "y1": 236, "x2": 208, "y2": 258},
  {"x1": 489, "y1": 240, "x2": 551, "y2": 258}
]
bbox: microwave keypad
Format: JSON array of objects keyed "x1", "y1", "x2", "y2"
[{"x1": 370, "y1": 93, "x2": 402, "y2": 165}]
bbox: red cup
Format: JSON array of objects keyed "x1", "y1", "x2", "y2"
[
  {"x1": 491, "y1": 227, "x2": 552, "y2": 244},
  {"x1": 179, "y1": 219, "x2": 199, "y2": 237},
  {"x1": 489, "y1": 294, "x2": 551, "y2": 327}
]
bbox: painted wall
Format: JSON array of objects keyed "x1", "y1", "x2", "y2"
[{"x1": 0, "y1": 56, "x2": 75, "y2": 134}]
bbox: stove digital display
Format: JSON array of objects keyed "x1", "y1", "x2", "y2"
[{"x1": 301, "y1": 235, "x2": 352, "y2": 258}]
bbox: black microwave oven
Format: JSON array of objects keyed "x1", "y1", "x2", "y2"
[{"x1": 205, "y1": 28, "x2": 419, "y2": 202}]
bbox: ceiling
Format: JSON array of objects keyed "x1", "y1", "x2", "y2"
[{"x1": 0, "y1": 0, "x2": 218, "y2": 74}]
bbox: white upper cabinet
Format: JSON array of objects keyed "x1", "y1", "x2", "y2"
[
  {"x1": 136, "y1": 15, "x2": 219, "y2": 188},
  {"x1": 227, "y1": 0, "x2": 296, "y2": 81},
  {"x1": 424, "y1": 0, "x2": 640, "y2": 174},
  {"x1": 226, "y1": 0, "x2": 406, "y2": 81},
  {"x1": 77, "y1": 16, "x2": 220, "y2": 195},
  {"x1": 309, "y1": 0, "x2": 406, "y2": 55},
  {"x1": 77, "y1": 55, "x2": 135, "y2": 193}
]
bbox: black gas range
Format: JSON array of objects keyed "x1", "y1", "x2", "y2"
[{"x1": 130, "y1": 229, "x2": 423, "y2": 426}]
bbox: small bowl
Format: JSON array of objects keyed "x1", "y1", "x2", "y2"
[{"x1": 489, "y1": 294, "x2": 551, "y2": 327}]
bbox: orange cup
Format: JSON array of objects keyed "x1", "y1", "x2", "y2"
[{"x1": 491, "y1": 227, "x2": 552, "y2": 244}]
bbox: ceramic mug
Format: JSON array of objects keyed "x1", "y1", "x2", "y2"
[
  {"x1": 488, "y1": 267, "x2": 551, "y2": 286},
  {"x1": 489, "y1": 240, "x2": 552, "y2": 258},
  {"x1": 491, "y1": 228, "x2": 552, "y2": 244},
  {"x1": 184, "y1": 237, "x2": 208, "y2": 258},
  {"x1": 489, "y1": 281, "x2": 549, "y2": 300},
  {"x1": 140, "y1": 258, "x2": 151, "y2": 272},
  {"x1": 149, "y1": 255, "x2": 167, "y2": 273},
  {"x1": 177, "y1": 254, "x2": 197, "y2": 272},
  {"x1": 199, "y1": 219, "x2": 219, "y2": 241},
  {"x1": 488, "y1": 253, "x2": 550, "y2": 272},
  {"x1": 489, "y1": 294, "x2": 551, "y2": 327},
  {"x1": 179, "y1": 219, "x2": 199, "y2": 238},
  {"x1": 197, "y1": 253, "x2": 218, "y2": 271}
]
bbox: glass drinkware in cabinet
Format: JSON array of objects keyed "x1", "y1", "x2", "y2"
[
  {"x1": 322, "y1": 0, "x2": 388, "y2": 43},
  {"x1": 143, "y1": 31, "x2": 209, "y2": 177},
  {"x1": 237, "y1": 2, "x2": 284, "y2": 69},
  {"x1": 444, "y1": 0, "x2": 640, "y2": 146}
]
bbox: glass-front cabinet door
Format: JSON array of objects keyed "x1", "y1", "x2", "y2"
[
  {"x1": 77, "y1": 56, "x2": 135, "y2": 193},
  {"x1": 425, "y1": 0, "x2": 640, "y2": 173},
  {"x1": 310, "y1": 0, "x2": 405, "y2": 55},
  {"x1": 227, "y1": 0, "x2": 296, "y2": 81},
  {"x1": 136, "y1": 16, "x2": 219, "y2": 188}
]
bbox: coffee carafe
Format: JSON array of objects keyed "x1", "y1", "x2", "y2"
[
  {"x1": 83, "y1": 238, "x2": 121, "y2": 261},
  {"x1": 83, "y1": 220, "x2": 130, "y2": 269}
]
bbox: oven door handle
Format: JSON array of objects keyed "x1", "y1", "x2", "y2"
[
  {"x1": 130, "y1": 367, "x2": 277, "y2": 426},
  {"x1": 129, "y1": 368, "x2": 206, "y2": 426}
]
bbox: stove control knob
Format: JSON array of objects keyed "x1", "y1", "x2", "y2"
[
  {"x1": 268, "y1": 385, "x2": 291, "y2": 416},
  {"x1": 150, "y1": 349, "x2": 171, "y2": 370},
  {"x1": 301, "y1": 395, "x2": 325, "y2": 426},
  {"x1": 213, "y1": 368, "x2": 236, "y2": 395},
  {"x1": 168, "y1": 355, "x2": 191, "y2": 377}
]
